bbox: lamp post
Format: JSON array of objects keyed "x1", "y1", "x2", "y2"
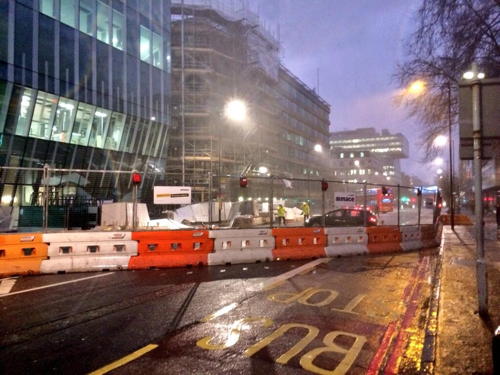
[{"x1": 218, "y1": 98, "x2": 247, "y2": 224}]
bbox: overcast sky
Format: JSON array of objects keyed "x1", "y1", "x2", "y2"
[{"x1": 254, "y1": 0, "x2": 431, "y2": 182}]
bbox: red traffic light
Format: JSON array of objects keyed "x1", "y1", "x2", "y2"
[
  {"x1": 131, "y1": 172, "x2": 142, "y2": 184},
  {"x1": 239, "y1": 176, "x2": 248, "y2": 188},
  {"x1": 321, "y1": 180, "x2": 328, "y2": 191}
]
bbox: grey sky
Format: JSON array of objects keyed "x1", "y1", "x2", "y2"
[{"x1": 255, "y1": 0, "x2": 431, "y2": 182}]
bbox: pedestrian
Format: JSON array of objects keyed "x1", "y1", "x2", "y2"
[
  {"x1": 277, "y1": 204, "x2": 286, "y2": 226},
  {"x1": 301, "y1": 202, "x2": 310, "y2": 224}
]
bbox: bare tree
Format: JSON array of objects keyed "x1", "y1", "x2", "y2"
[{"x1": 395, "y1": 0, "x2": 500, "y2": 160}]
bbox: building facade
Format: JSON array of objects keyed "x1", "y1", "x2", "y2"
[
  {"x1": 168, "y1": 1, "x2": 330, "y2": 203},
  {"x1": 0, "y1": 0, "x2": 171, "y2": 213},
  {"x1": 329, "y1": 128, "x2": 409, "y2": 185}
]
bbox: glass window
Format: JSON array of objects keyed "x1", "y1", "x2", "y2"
[
  {"x1": 152, "y1": 32, "x2": 163, "y2": 69},
  {"x1": 112, "y1": 10, "x2": 124, "y2": 50},
  {"x1": 29, "y1": 91, "x2": 58, "y2": 140},
  {"x1": 60, "y1": 0, "x2": 76, "y2": 27},
  {"x1": 104, "y1": 112, "x2": 125, "y2": 150},
  {"x1": 140, "y1": 26, "x2": 151, "y2": 63},
  {"x1": 79, "y1": 0, "x2": 95, "y2": 36},
  {"x1": 39, "y1": 0, "x2": 54, "y2": 18},
  {"x1": 97, "y1": 1, "x2": 110, "y2": 44},
  {"x1": 71, "y1": 102, "x2": 95, "y2": 146},
  {"x1": 12, "y1": 87, "x2": 36, "y2": 137},
  {"x1": 88, "y1": 108, "x2": 111, "y2": 148},
  {"x1": 51, "y1": 98, "x2": 77, "y2": 143},
  {"x1": 0, "y1": 81, "x2": 12, "y2": 133}
]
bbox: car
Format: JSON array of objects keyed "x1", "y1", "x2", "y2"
[{"x1": 305, "y1": 208, "x2": 378, "y2": 227}]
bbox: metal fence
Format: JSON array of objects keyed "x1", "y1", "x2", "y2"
[{"x1": 0, "y1": 166, "x2": 440, "y2": 231}]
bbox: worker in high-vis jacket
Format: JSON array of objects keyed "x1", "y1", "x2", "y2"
[
  {"x1": 301, "y1": 202, "x2": 311, "y2": 224},
  {"x1": 277, "y1": 204, "x2": 286, "y2": 226}
]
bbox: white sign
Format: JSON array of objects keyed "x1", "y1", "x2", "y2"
[
  {"x1": 334, "y1": 192, "x2": 356, "y2": 208},
  {"x1": 154, "y1": 186, "x2": 192, "y2": 205}
]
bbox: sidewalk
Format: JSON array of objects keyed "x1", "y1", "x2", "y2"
[{"x1": 436, "y1": 223, "x2": 500, "y2": 374}]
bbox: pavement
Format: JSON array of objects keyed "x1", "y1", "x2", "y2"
[{"x1": 435, "y1": 222, "x2": 500, "y2": 375}]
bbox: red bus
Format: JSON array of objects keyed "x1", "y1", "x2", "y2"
[{"x1": 366, "y1": 188, "x2": 394, "y2": 213}]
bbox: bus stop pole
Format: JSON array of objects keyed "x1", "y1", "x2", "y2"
[
  {"x1": 269, "y1": 176, "x2": 274, "y2": 229},
  {"x1": 417, "y1": 187, "x2": 422, "y2": 227},
  {"x1": 397, "y1": 184, "x2": 401, "y2": 227},
  {"x1": 363, "y1": 183, "x2": 367, "y2": 227}
]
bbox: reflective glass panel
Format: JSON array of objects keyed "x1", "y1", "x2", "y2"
[
  {"x1": 88, "y1": 108, "x2": 111, "y2": 148},
  {"x1": 0, "y1": 81, "x2": 12, "y2": 133},
  {"x1": 29, "y1": 91, "x2": 58, "y2": 140},
  {"x1": 140, "y1": 26, "x2": 151, "y2": 63},
  {"x1": 13, "y1": 86, "x2": 35, "y2": 137},
  {"x1": 97, "y1": 1, "x2": 110, "y2": 44},
  {"x1": 112, "y1": 10, "x2": 124, "y2": 50},
  {"x1": 104, "y1": 112, "x2": 125, "y2": 150},
  {"x1": 79, "y1": 0, "x2": 94, "y2": 36},
  {"x1": 39, "y1": 0, "x2": 54, "y2": 18},
  {"x1": 71, "y1": 102, "x2": 95, "y2": 146},
  {"x1": 60, "y1": 0, "x2": 77, "y2": 27},
  {"x1": 152, "y1": 32, "x2": 163, "y2": 69},
  {"x1": 51, "y1": 98, "x2": 77, "y2": 143}
]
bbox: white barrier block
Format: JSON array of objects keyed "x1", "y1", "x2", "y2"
[
  {"x1": 46, "y1": 241, "x2": 138, "y2": 257},
  {"x1": 41, "y1": 256, "x2": 131, "y2": 273},
  {"x1": 209, "y1": 228, "x2": 272, "y2": 238},
  {"x1": 43, "y1": 231, "x2": 132, "y2": 243},
  {"x1": 324, "y1": 227, "x2": 368, "y2": 256},
  {"x1": 400, "y1": 226, "x2": 423, "y2": 251},
  {"x1": 208, "y1": 249, "x2": 273, "y2": 266},
  {"x1": 210, "y1": 229, "x2": 274, "y2": 251}
]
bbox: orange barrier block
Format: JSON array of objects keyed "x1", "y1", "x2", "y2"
[
  {"x1": 0, "y1": 233, "x2": 47, "y2": 277},
  {"x1": 420, "y1": 224, "x2": 440, "y2": 248},
  {"x1": 271, "y1": 227, "x2": 326, "y2": 261},
  {"x1": 128, "y1": 230, "x2": 213, "y2": 269},
  {"x1": 366, "y1": 227, "x2": 402, "y2": 254},
  {"x1": 439, "y1": 214, "x2": 472, "y2": 226}
]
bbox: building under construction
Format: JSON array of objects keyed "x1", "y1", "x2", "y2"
[{"x1": 167, "y1": 1, "x2": 331, "y2": 203}]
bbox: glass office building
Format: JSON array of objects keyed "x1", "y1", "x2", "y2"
[{"x1": 0, "y1": 0, "x2": 171, "y2": 211}]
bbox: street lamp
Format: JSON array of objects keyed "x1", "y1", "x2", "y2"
[
  {"x1": 433, "y1": 135, "x2": 448, "y2": 148},
  {"x1": 217, "y1": 98, "x2": 248, "y2": 223},
  {"x1": 433, "y1": 157, "x2": 444, "y2": 166},
  {"x1": 407, "y1": 80, "x2": 426, "y2": 95}
]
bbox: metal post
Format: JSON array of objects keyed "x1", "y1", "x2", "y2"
[
  {"x1": 417, "y1": 187, "x2": 422, "y2": 227},
  {"x1": 132, "y1": 183, "x2": 138, "y2": 231},
  {"x1": 269, "y1": 176, "x2": 274, "y2": 228},
  {"x1": 321, "y1": 188, "x2": 326, "y2": 227},
  {"x1": 397, "y1": 184, "x2": 401, "y2": 227},
  {"x1": 43, "y1": 164, "x2": 49, "y2": 231},
  {"x1": 208, "y1": 171, "x2": 212, "y2": 224},
  {"x1": 363, "y1": 183, "x2": 367, "y2": 227},
  {"x1": 180, "y1": 0, "x2": 185, "y2": 186},
  {"x1": 448, "y1": 82, "x2": 455, "y2": 229},
  {"x1": 218, "y1": 121, "x2": 222, "y2": 224},
  {"x1": 472, "y1": 74, "x2": 487, "y2": 315}
]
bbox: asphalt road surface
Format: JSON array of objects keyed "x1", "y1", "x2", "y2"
[{"x1": 0, "y1": 250, "x2": 437, "y2": 375}]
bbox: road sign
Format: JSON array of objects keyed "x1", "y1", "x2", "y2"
[
  {"x1": 459, "y1": 77, "x2": 500, "y2": 159},
  {"x1": 154, "y1": 186, "x2": 192, "y2": 205},
  {"x1": 334, "y1": 192, "x2": 356, "y2": 208}
]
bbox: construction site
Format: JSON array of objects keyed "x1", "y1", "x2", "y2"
[{"x1": 167, "y1": 0, "x2": 331, "y2": 206}]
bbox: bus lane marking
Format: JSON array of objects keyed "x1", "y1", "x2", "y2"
[{"x1": 88, "y1": 344, "x2": 158, "y2": 375}]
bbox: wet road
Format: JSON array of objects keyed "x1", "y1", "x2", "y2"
[{"x1": 0, "y1": 250, "x2": 437, "y2": 375}]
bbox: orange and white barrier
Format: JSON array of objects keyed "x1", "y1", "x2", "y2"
[
  {"x1": 272, "y1": 227, "x2": 326, "y2": 261},
  {"x1": 0, "y1": 233, "x2": 47, "y2": 277},
  {"x1": 366, "y1": 226, "x2": 402, "y2": 254},
  {"x1": 324, "y1": 227, "x2": 368, "y2": 256},
  {"x1": 40, "y1": 232, "x2": 136, "y2": 273},
  {"x1": 208, "y1": 229, "x2": 274, "y2": 265},
  {"x1": 400, "y1": 226, "x2": 423, "y2": 251}
]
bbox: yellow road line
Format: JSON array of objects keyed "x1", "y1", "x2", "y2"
[{"x1": 88, "y1": 344, "x2": 158, "y2": 375}]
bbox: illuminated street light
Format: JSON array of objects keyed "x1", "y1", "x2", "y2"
[
  {"x1": 354, "y1": 160, "x2": 360, "y2": 167},
  {"x1": 407, "y1": 80, "x2": 426, "y2": 95},
  {"x1": 224, "y1": 98, "x2": 247, "y2": 122},
  {"x1": 314, "y1": 144, "x2": 323, "y2": 153},
  {"x1": 433, "y1": 157, "x2": 444, "y2": 166},
  {"x1": 437, "y1": 168, "x2": 443, "y2": 175},
  {"x1": 433, "y1": 135, "x2": 448, "y2": 148}
]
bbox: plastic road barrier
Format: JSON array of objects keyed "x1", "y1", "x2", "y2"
[
  {"x1": 0, "y1": 233, "x2": 48, "y2": 277},
  {"x1": 399, "y1": 226, "x2": 423, "y2": 251},
  {"x1": 324, "y1": 227, "x2": 368, "y2": 257},
  {"x1": 128, "y1": 230, "x2": 213, "y2": 269},
  {"x1": 40, "y1": 232, "x2": 136, "y2": 273},
  {"x1": 208, "y1": 229, "x2": 274, "y2": 265},
  {"x1": 272, "y1": 227, "x2": 326, "y2": 261},
  {"x1": 366, "y1": 226, "x2": 402, "y2": 254}
]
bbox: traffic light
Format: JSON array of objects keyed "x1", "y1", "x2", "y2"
[
  {"x1": 131, "y1": 172, "x2": 142, "y2": 185},
  {"x1": 321, "y1": 179, "x2": 328, "y2": 191},
  {"x1": 239, "y1": 176, "x2": 248, "y2": 188},
  {"x1": 381, "y1": 186, "x2": 388, "y2": 195}
]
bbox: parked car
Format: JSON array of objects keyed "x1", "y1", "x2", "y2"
[{"x1": 305, "y1": 208, "x2": 378, "y2": 227}]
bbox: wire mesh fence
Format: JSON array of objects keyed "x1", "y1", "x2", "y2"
[{"x1": 0, "y1": 167, "x2": 439, "y2": 231}]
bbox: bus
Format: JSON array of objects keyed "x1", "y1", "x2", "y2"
[{"x1": 366, "y1": 188, "x2": 394, "y2": 213}]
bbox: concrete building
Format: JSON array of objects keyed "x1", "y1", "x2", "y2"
[
  {"x1": 0, "y1": 0, "x2": 172, "y2": 221},
  {"x1": 329, "y1": 128, "x2": 409, "y2": 185},
  {"x1": 168, "y1": 1, "x2": 330, "y2": 202}
]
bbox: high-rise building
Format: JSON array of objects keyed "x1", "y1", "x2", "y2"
[
  {"x1": 168, "y1": 1, "x2": 330, "y2": 202},
  {"x1": 0, "y1": 1, "x2": 171, "y2": 214},
  {"x1": 329, "y1": 128, "x2": 409, "y2": 184}
]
